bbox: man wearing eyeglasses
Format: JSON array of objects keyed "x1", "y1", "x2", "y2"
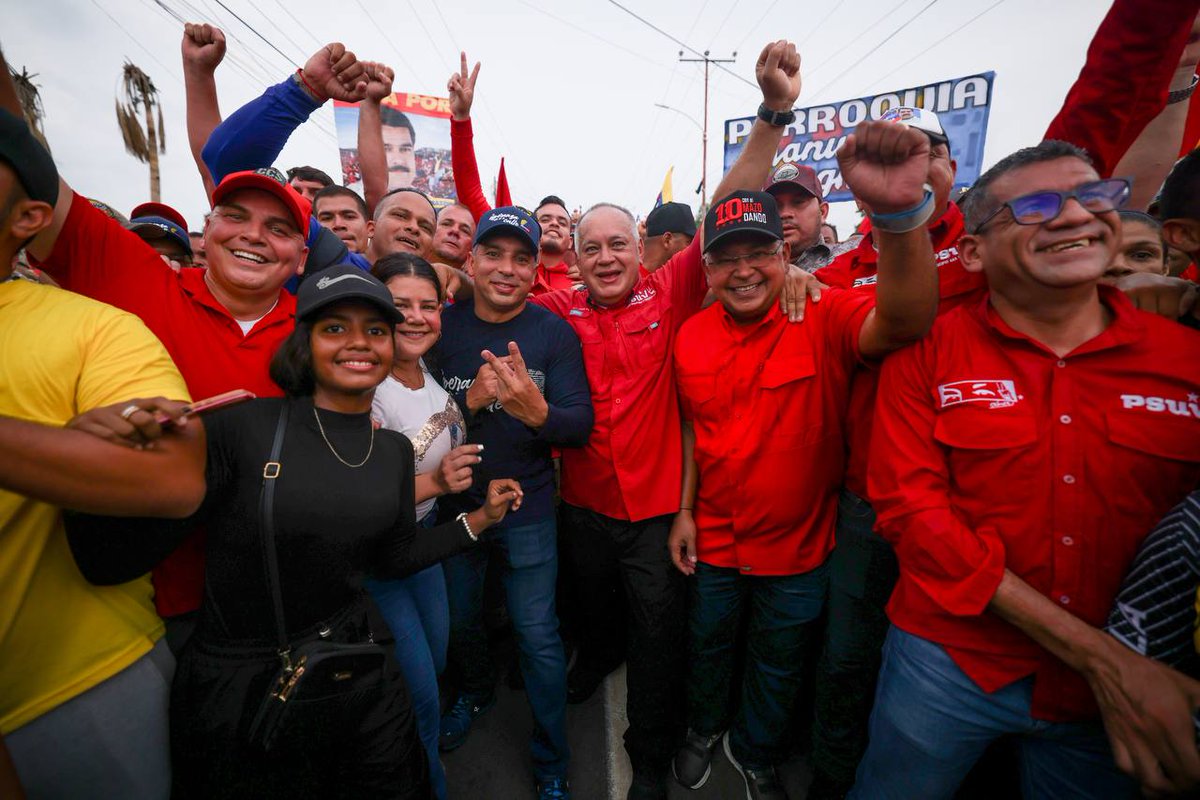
[
  {"x1": 668, "y1": 118, "x2": 939, "y2": 800},
  {"x1": 850, "y1": 140, "x2": 1200, "y2": 800},
  {"x1": 807, "y1": 105, "x2": 984, "y2": 800}
]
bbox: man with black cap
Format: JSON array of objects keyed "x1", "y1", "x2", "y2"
[
  {"x1": 763, "y1": 161, "x2": 853, "y2": 273},
  {"x1": 667, "y1": 116, "x2": 940, "y2": 800},
  {"x1": 434, "y1": 206, "x2": 593, "y2": 800},
  {"x1": 643, "y1": 201, "x2": 696, "y2": 273},
  {"x1": 0, "y1": 97, "x2": 205, "y2": 797},
  {"x1": 807, "y1": 105, "x2": 983, "y2": 800}
]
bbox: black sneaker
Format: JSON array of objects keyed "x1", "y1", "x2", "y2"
[
  {"x1": 627, "y1": 762, "x2": 668, "y2": 800},
  {"x1": 723, "y1": 731, "x2": 788, "y2": 800},
  {"x1": 671, "y1": 728, "x2": 724, "y2": 789},
  {"x1": 438, "y1": 690, "x2": 495, "y2": 752},
  {"x1": 567, "y1": 660, "x2": 617, "y2": 704}
]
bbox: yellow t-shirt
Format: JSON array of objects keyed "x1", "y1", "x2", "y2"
[{"x1": 0, "y1": 279, "x2": 190, "y2": 733}]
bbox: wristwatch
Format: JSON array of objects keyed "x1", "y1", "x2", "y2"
[{"x1": 758, "y1": 103, "x2": 796, "y2": 127}]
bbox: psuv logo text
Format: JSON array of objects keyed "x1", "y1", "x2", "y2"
[{"x1": 1121, "y1": 394, "x2": 1200, "y2": 418}]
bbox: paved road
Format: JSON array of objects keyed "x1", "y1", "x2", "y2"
[{"x1": 444, "y1": 655, "x2": 814, "y2": 800}]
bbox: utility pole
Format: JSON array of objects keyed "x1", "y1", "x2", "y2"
[{"x1": 678, "y1": 49, "x2": 735, "y2": 211}]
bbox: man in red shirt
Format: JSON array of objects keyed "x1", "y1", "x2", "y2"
[
  {"x1": 668, "y1": 113, "x2": 939, "y2": 798},
  {"x1": 807, "y1": 106, "x2": 985, "y2": 800},
  {"x1": 520, "y1": 41, "x2": 810, "y2": 800},
  {"x1": 851, "y1": 140, "x2": 1200, "y2": 800}
]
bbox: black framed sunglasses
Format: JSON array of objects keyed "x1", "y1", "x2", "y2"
[{"x1": 971, "y1": 177, "x2": 1131, "y2": 234}]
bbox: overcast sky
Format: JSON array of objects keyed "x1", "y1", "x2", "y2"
[{"x1": 6, "y1": 0, "x2": 1109, "y2": 235}]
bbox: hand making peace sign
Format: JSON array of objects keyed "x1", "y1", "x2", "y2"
[
  {"x1": 480, "y1": 342, "x2": 549, "y2": 428},
  {"x1": 448, "y1": 51, "x2": 481, "y2": 121}
]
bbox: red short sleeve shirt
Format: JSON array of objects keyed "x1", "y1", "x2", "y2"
[
  {"x1": 674, "y1": 290, "x2": 874, "y2": 575},
  {"x1": 869, "y1": 288, "x2": 1200, "y2": 720}
]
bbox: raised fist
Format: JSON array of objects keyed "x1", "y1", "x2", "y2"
[
  {"x1": 301, "y1": 43, "x2": 367, "y2": 103},
  {"x1": 837, "y1": 120, "x2": 931, "y2": 216},
  {"x1": 182, "y1": 22, "x2": 226, "y2": 74},
  {"x1": 755, "y1": 40, "x2": 801, "y2": 112},
  {"x1": 362, "y1": 61, "x2": 395, "y2": 104}
]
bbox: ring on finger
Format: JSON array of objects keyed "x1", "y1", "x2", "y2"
[{"x1": 120, "y1": 404, "x2": 141, "y2": 421}]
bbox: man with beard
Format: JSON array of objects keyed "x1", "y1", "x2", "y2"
[
  {"x1": 764, "y1": 162, "x2": 854, "y2": 273},
  {"x1": 531, "y1": 195, "x2": 576, "y2": 294}
]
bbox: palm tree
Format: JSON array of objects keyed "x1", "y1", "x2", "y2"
[
  {"x1": 115, "y1": 61, "x2": 166, "y2": 202},
  {"x1": 7, "y1": 65, "x2": 49, "y2": 151}
]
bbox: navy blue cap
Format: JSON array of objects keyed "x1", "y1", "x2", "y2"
[
  {"x1": 127, "y1": 215, "x2": 193, "y2": 255},
  {"x1": 0, "y1": 108, "x2": 58, "y2": 206},
  {"x1": 473, "y1": 206, "x2": 541, "y2": 255}
]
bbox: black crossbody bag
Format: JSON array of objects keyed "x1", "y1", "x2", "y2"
[{"x1": 246, "y1": 402, "x2": 389, "y2": 752}]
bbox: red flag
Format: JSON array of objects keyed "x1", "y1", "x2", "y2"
[{"x1": 495, "y1": 157, "x2": 512, "y2": 207}]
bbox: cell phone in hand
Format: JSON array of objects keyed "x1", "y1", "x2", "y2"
[{"x1": 154, "y1": 389, "x2": 255, "y2": 425}]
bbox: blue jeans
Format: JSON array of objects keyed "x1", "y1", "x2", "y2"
[
  {"x1": 366, "y1": 511, "x2": 449, "y2": 800},
  {"x1": 443, "y1": 516, "x2": 569, "y2": 780},
  {"x1": 812, "y1": 490, "x2": 897, "y2": 785},
  {"x1": 850, "y1": 627, "x2": 1137, "y2": 800},
  {"x1": 687, "y1": 560, "x2": 828, "y2": 771}
]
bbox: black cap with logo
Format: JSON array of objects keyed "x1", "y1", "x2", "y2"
[
  {"x1": 294, "y1": 264, "x2": 402, "y2": 323},
  {"x1": 702, "y1": 190, "x2": 785, "y2": 253}
]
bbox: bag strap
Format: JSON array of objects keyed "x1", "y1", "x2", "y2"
[{"x1": 259, "y1": 401, "x2": 291, "y2": 667}]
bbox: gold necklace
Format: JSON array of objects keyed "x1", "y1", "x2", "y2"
[{"x1": 312, "y1": 406, "x2": 375, "y2": 468}]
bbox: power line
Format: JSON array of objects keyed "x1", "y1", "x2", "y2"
[
  {"x1": 243, "y1": 0, "x2": 310, "y2": 63},
  {"x1": 799, "y1": 0, "x2": 909, "y2": 80},
  {"x1": 353, "y1": 0, "x2": 425, "y2": 87},
  {"x1": 92, "y1": 0, "x2": 183, "y2": 83},
  {"x1": 603, "y1": 0, "x2": 758, "y2": 94},
  {"x1": 798, "y1": 0, "x2": 848, "y2": 47},
  {"x1": 514, "y1": 0, "x2": 671, "y2": 71},
  {"x1": 884, "y1": 0, "x2": 1006, "y2": 78},
  {"x1": 271, "y1": 0, "x2": 324, "y2": 49},
  {"x1": 733, "y1": 0, "x2": 783, "y2": 52},
  {"x1": 207, "y1": 0, "x2": 298, "y2": 67},
  {"x1": 806, "y1": 0, "x2": 941, "y2": 102}
]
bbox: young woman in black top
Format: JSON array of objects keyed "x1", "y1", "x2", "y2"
[{"x1": 76, "y1": 267, "x2": 522, "y2": 798}]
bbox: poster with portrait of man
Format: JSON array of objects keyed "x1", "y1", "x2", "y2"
[{"x1": 333, "y1": 92, "x2": 458, "y2": 208}]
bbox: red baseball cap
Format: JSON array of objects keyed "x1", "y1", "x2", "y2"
[
  {"x1": 764, "y1": 162, "x2": 823, "y2": 200},
  {"x1": 211, "y1": 167, "x2": 311, "y2": 234},
  {"x1": 130, "y1": 201, "x2": 188, "y2": 231}
]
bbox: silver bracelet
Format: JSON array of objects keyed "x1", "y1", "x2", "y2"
[
  {"x1": 1168, "y1": 74, "x2": 1199, "y2": 105},
  {"x1": 456, "y1": 512, "x2": 478, "y2": 542}
]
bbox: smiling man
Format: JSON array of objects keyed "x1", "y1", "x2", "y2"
[
  {"x1": 850, "y1": 140, "x2": 1200, "y2": 799},
  {"x1": 668, "y1": 114, "x2": 939, "y2": 800},
  {"x1": 432, "y1": 203, "x2": 476, "y2": 270},
  {"x1": 27, "y1": 163, "x2": 309, "y2": 633},
  {"x1": 369, "y1": 187, "x2": 437, "y2": 262},
  {"x1": 433, "y1": 206, "x2": 593, "y2": 800}
]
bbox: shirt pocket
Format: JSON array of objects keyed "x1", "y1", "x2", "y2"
[
  {"x1": 1103, "y1": 411, "x2": 1200, "y2": 526},
  {"x1": 676, "y1": 369, "x2": 717, "y2": 419},
  {"x1": 760, "y1": 353, "x2": 821, "y2": 444},
  {"x1": 620, "y1": 302, "x2": 668, "y2": 368},
  {"x1": 934, "y1": 409, "x2": 1039, "y2": 501}
]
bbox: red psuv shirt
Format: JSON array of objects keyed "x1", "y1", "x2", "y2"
[
  {"x1": 815, "y1": 202, "x2": 985, "y2": 497},
  {"x1": 675, "y1": 292, "x2": 873, "y2": 575},
  {"x1": 532, "y1": 236, "x2": 708, "y2": 521},
  {"x1": 869, "y1": 287, "x2": 1200, "y2": 721},
  {"x1": 34, "y1": 192, "x2": 294, "y2": 617}
]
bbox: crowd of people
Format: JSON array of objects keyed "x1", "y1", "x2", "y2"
[{"x1": 3, "y1": 2, "x2": 1200, "y2": 799}]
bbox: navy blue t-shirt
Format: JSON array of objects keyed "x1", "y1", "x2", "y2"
[{"x1": 436, "y1": 300, "x2": 593, "y2": 528}]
